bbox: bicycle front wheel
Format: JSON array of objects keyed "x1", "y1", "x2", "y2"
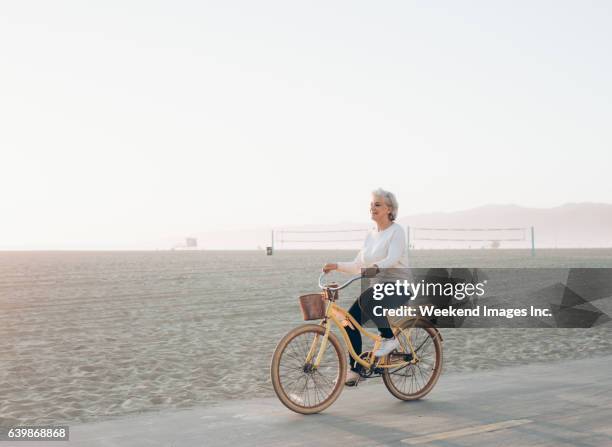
[{"x1": 270, "y1": 324, "x2": 346, "y2": 414}]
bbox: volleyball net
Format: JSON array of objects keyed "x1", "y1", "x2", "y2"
[
  {"x1": 266, "y1": 225, "x2": 535, "y2": 255},
  {"x1": 408, "y1": 226, "x2": 535, "y2": 254},
  {"x1": 270, "y1": 228, "x2": 370, "y2": 252}
]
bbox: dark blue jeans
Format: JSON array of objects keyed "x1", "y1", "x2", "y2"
[{"x1": 346, "y1": 285, "x2": 397, "y2": 371}]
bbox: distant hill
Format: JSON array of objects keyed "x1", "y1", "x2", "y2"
[{"x1": 397, "y1": 203, "x2": 612, "y2": 249}]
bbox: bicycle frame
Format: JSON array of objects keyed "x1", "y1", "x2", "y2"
[{"x1": 307, "y1": 294, "x2": 418, "y2": 371}]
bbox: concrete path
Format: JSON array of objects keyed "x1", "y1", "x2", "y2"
[{"x1": 10, "y1": 355, "x2": 612, "y2": 447}]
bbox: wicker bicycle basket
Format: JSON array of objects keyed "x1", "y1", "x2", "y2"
[{"x1": 298, "y1": 293, "x2": 326, "y2": 321}]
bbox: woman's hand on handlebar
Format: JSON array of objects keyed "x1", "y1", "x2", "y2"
[
  {"x1": 322, "y1": 263, "x2": 338, "y2": 274},
  {"x1": 362, "y1": 264, "x2": 380, "y2": 278}
]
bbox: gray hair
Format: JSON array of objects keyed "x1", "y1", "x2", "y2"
[{"x1": 372, "y1": 188, "x2": 399, "y2": 221}]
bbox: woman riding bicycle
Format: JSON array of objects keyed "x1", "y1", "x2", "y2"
[{"x1": 323, "y1": 188, "x2": 409, "y2": 386}]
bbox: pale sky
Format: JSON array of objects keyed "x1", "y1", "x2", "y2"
[{"x1": 1, "y1": 1, "x2": 611, "y2": 249}]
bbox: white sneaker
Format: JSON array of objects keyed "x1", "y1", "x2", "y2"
[
  {"x1": 345, "y1": 370, "x2": 362, "y2": 386},
  {"x1": 375, "y1": 337, "x2": 400, "y2": 357}
]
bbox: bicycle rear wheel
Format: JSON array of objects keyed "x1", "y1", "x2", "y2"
[
  {"x1": 271, "y1": 324, "x2": 346, "y2": 414},
  {"x1": 382, "y1": 320, "x2": 443, "y2": 401}
]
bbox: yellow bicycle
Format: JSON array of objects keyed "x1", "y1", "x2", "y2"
[{"x1": 271, "y1": 273, "x2": 443, "y2": 414}]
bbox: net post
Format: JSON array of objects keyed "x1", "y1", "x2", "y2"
[
  {"x1": 406, "y1": 225, "x2": 411, "y2": 253},
  {"x1": 530, "y1": 226, "x2": 535, "y2": 257},
  {"x1": 266, "y1": 230, "x2": 274, "y2": 255}
]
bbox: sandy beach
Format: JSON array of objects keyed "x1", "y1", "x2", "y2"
[{"x1": 1, "y1": 249, "x2": 612, "y2": 429}]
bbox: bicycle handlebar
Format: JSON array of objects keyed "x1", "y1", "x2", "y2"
[{"x1": 318, "y1": 272, "x2": 363, "y2": 291}]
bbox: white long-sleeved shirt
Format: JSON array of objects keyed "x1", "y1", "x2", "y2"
[{"x1": 336, "y1": 223, "x2": 409, "y2": 278}]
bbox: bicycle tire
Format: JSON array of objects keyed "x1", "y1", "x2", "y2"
[
  {"x1": 382, "y1": 319, "x2": 443, "y2": 401},
  {"x1": 271, "y1": 324, "x2": 346, "y2": 414}
]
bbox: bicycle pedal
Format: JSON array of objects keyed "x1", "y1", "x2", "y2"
[{"x1": 346, "y1": 377, "x2": 364, "y2": 387}]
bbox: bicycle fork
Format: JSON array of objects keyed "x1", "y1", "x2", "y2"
[{"x1": 304, "y1": 323, "x2": 330, "y2": 369}]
